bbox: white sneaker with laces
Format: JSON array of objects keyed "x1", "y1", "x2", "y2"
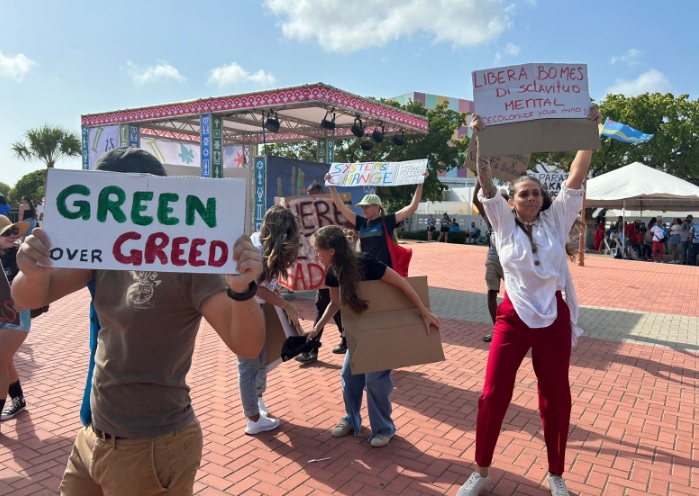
[
  {"x1": 245, "y1": 414, "x2": 280, "y2": 435},
  {"x1": 258, "y1": 397, "x2": 268, "y2": 417},
  {"x1": 546, "y1": 473, "x2": 569, "y2": 496},
  {"x1": 456, "y1": 472, "x2": 491, "y2": 496},
  {"x1": 331, "y1": 420, "x2": 353, "y2": 437},
  {"x1": 369, "y1": 433, "x2": 393, "y2": 447}
]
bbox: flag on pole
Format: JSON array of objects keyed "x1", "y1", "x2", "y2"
[{"x1": 600, "y1": 117, "x2": 654, "y2": 144}]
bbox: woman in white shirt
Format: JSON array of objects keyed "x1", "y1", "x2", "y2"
[
  {"x1": 456, "y1": 105, "x2": 602, "y2": 496},
  {"x1": 650, "y1": 222, "x2": 666, "y2": 263}
]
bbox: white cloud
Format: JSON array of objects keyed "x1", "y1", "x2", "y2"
[
  {"x1": 604, "y1": 69, "x2": 671, "y2": 97},
  {"x1": 126, "y1": 60, "x2": 184, "y2": 85},
  {"x1": 0, "y1": 50, "x2": 35, "y2": 81},
  {"x1": 264, "y1": 0, "x2": 512, "y2": 53},
  {"x1": 494, "y1": 41, "x2": 520, "y2": 63},
  {"x1": 208, "y1": 63, "x2": 275, "y2": 88},
  {"x1": 611, "y1": 48, "x2": 642, "y2": 65}
]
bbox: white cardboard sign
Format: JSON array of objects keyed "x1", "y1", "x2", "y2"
[
  {"x1": 325, "y1": 159, "x2": 427, "y2": 188},
  {"x1": 473, "y1": 63, "x2": 590, "y2": 125},
  {"x1": 43, "y1": 169, "x2": 247, "y2": 273}
]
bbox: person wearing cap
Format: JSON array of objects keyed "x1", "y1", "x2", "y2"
[
  {"x1": 325, "y1": 169, "x2": 428, "y2": 268},
  {"x1": 11, "y1": 147, "x2": 265, "y2": 495},
  {"x1": 0, "y1": 216, "x2": 31, "y2": 429}
]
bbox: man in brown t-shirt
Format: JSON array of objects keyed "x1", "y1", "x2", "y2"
[{"x1": 11, "y1": 148, "x2": 265, "y2": 496}]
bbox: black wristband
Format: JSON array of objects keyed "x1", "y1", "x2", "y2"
[{"x1": 226, "y1": 281, "x2": 258, "y2": 302}]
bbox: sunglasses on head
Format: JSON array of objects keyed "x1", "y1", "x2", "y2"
[{"x1": 1, "y1": 227, "x2": 19, "y2": 238}]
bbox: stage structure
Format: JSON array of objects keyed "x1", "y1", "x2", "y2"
[{"x1": 81, "y1": 82, "x2": 429, "y2": 230}]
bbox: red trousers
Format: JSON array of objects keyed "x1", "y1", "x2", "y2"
[
  {"x1": 476, "y1": 291, "x2": 572, "y2": 476},
  {"x1": 652, "y1": 240, "x2": 664, "y2": 261}
]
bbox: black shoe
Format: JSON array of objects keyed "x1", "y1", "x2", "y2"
[
  {"x1": 1, "y1": 397, "x2": 26, "y2": 421},
  {"x1": 295, "y1": 350, "x2": 318, "y2": 363},
  {"x1": 332, "y1": 340, "x2": 348, "y2": 354},
  {"x1": 482, "y1": 334, "x2": 493, "y2": 343}
]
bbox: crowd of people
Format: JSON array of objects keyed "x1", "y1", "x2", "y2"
[{"x1": 3, "y1": 103, "x2": 685, "y2": 496}]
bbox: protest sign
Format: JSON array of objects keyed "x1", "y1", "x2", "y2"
[
  {"x1": 342, "y1": 276, "x2": 444, "y2": 375},
  {"x1": 325, "y1": 159, "x2": 427, "y2": 188},
  {"x1": 43, "y1": 169, "x2": 248, "y2": 273},
  {"x1": 527, "y1": 171, "x2": 569, "y2": 197},
  {"x1": 0, "y1": 272, "x2": 20, "y2": 326},
  {"x1": 472, "y1": 63, "x2": 600, "y2": 155},
  {"x1": 274, "y1": 194, "x2": 350, "y2": 291},
  {"x1": 464, "y1": 137, "x2": 530, "y2": 181}
]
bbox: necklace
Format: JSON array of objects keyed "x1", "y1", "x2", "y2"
[{"x1": 517, "y1": 217, "x2": 538, "y2": 227}]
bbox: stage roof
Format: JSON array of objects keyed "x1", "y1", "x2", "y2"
[{"x1": 81, "y1": 83, "x2": 429, "y2": 145}]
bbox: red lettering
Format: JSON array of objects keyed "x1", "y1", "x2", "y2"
[
  {"x1": 314, "y1": 199, "x2": 334, "y2": 227},
  {"x1": 145, "y1": 232, "x2": 169, "y2": 264},
  {"x1": 113, "y1": 231, "x2": 143, "y2": 265},
  {"x1": 208, "y1": 240, "x2": 228, "y2": 267},
  {"x1": 188, "y1": 238, "x2": 206, "y2": 266},
  {"x1": 297, "y1": 200, "x2": 315, "y2": 230},
  {"x1": 171, "y1": 236, "x2": 189, "y2": 266}
]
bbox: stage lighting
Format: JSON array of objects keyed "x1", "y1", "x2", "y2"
[
  {"x1": 392, "y1": 130, "x2": 405, "y2": 146},
  {"x1": 351, "y1": 117, "x2": 365, "y2": 138},
  {"x1": 320, "y1": 110, "x2": 336, "y2": 130},
  {"x1": 264, "y1": 112, "x2": 280, "y2": 133},
  {"x1": 371, "y1": 126, "x2": 385, "y2": 143},
  {"x1": 360, "y1": 140, "x2": 373, "y2": 151}
]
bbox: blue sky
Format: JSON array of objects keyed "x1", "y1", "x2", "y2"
[{"x1": 2, "y1": 0, "x2": 697, "y2": 188}]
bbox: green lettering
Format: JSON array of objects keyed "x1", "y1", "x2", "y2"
[
  {"x1": 97, "y1": 186, "x2": 127, "y2": 223},
  {"x1": 56, "y1": 184, "x2": 91, "y2": 220},
  {"x1": 185, "y1": 195, "x2": 216, "y2": 228},
  {"x1": 157, "y1": 193, "x2": 180, "y2": 226},
  {"x1": 131, "y1": 191, "x2": 154, "y2": 226}
]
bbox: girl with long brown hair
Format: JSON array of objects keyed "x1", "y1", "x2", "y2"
[
  {"x1": 307, "y1": 225, "x2": 439, "y2": 447},
  {"x1": 238, "y1": 205, "x2": 302, "y2": 435}
]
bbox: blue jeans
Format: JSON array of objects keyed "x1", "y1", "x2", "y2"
[
  {"x1": 238, "y1": 346, "x2": 267, "y2": 417},
  {"x1": 340, "y1": 351, "x2": 395, "y2": 439}
]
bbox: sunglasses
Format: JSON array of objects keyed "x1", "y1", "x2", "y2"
[{"x1": 1, "y1": 227, "x2": 19, "y2": 238}]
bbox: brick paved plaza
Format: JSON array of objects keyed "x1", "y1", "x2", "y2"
[{"x1": 1, "y1": 242, "x2": 697, "y2": 495}]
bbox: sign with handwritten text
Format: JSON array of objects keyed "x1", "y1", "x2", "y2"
[
  {"x1": 527, "y1": 171, "x2": 569, "y2": 197},
  {"x1": 464, "y1": 138, "x2": 530, "y2": 181},
  {"x1": 43, "y1": 169, "x2": 247, "y2": 273},
  {"x1": 274, "y1": 194, "x2": 350, "y2": 291},
  {"x1": 473, "y1": 63, "x2": 590, "y2": 125},
  {"x1": 325, "y1": 159, "x2": 427, "y2": 188}
]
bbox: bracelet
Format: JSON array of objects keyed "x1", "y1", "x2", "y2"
[{"x1": 226, "y1": 281, "x2": 258, "y2": 302}]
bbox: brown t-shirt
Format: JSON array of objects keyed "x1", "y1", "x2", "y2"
[{"x1": 91, "y1": 269, "x2": 227, "y2": 438}]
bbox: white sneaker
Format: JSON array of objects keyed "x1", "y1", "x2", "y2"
[
  {"x1": 546, "y1": 473, "x2": 569, "y2": 496},
  {"x1": 258, "y1": 397, "x2": 268, "y2": 417},
  {"x1": 245, "y1": 414, "x2": 280, "y2": 435},
  {"x1": 456, "y1": 472, "x2": 490, "y2": 496}
]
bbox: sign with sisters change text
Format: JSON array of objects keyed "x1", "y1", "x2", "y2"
[
  {"x1": 325, "y1": 159, "x2": 427, "y2": 188},
  {"x1": 43, "y1": 169, "x2": 248, "y2": 273},
  {"x1": 472, "y1": 63, "x2": 600, "y2": 156},
  {"x1": 274, "y1": 193, "x2": 351, "y2": 292}
]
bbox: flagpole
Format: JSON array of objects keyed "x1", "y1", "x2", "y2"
[{"x1": 578, "y1": 179, "x2": 586, "y2": 266}]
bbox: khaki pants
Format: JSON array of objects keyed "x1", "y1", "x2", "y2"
[{"x1": 59, "y1": 418, "x2": 203, "y2": 496}]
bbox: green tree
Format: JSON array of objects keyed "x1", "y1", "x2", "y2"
[
  {"x1": 531, "y1": 93, "x2": 699, "y2": 184},
  {"x1": 11, "y1": 125, "x2": 82, "y2": 185},
  {"x1": 9, "y1": 170, "x2": 45, "y2": 205},
  {"x1": 0, "y1": 181, "x2": 10, "y2": 198}
]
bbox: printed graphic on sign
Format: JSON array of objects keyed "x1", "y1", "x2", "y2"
[
  {"x1": 473, "y1": 63, "x2": 590, "y2": 125},
  {"x1": 254, "y1": 156, "x2": 266, "y2": 232},
  {"x1": 326, "y1": 159, "x2": 428, "y2": 187},
  {"x1": 275, "y1": 194, "x2": 350, "y2": 291},
  {"x1": 88, "y1": 125, "x2": 120, "y2": 169},
  {"x1": 200, "y1": 115, "x2": 211, "y2": 178},
  {"x1": 43, "y1": 169, "x2": 247, "y2": 273}
]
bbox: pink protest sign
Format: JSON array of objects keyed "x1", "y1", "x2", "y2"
[{"x1": 473, "y1": 63, "x2": 590, "y2": 126}]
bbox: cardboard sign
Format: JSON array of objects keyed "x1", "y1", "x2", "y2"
[
  {"x1": 476, "y1": 119, "x2": 601, "y2": 156},
  {"x1": 326, "y1": 159, "x2": 427, "y2": 188},
  {"x1": 264, "y1": 303, "x2": 300, "y2": 370},
  {"x1": 527, "y1": 171, "x2": 569, "y2": 197},
  {"x1": 473, "y1": 63, "x2": 590, "y2": 125},
  {"x1": 464, "y1": 137, "x2": 530, "y2": 181},
  {"x1": 43, "y1": 169, "x2": 247, "y2": 273},
  {"x1": 341, "y1": 276, "x2": 445, "y2": 375},
  {"x1": 275, "y1": 194, "x2": 350, "y2": 291},
  {"x1": 0, "y1": 272, "x2": 20, "y2": 326}
]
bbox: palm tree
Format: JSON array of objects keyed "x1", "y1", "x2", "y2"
[{"x1": 11, "y1": 124, "x2": 82, "y2": 169}]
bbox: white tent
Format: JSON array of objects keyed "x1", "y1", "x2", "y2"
[{"x1": 586, "y1": 162, "x2": 699, "y2": 211}]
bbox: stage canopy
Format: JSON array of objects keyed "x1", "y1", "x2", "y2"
[
  {"x1": 81, "y1": 82, "x2": 429, "y2": 145},
  {"x1": 586, "y1": 161, "x2": 699, "y2": 211}
]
